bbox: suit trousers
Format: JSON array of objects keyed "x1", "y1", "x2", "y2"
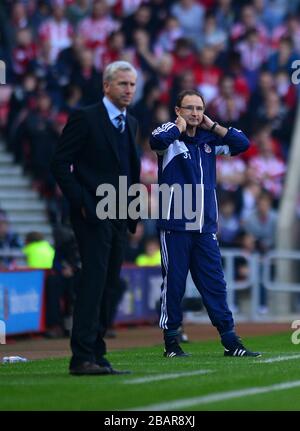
[
  {"x1": 159, "y1": 230, "x2": 234, "y2": 334},
  {"x1": 69, "y1": 212, "x2": 127, "y2": 367}
]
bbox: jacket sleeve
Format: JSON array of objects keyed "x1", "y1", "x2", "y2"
[
  {"x1": 51, "y1": 109, "x2": 88, "y2": 209},
  {"x1": 215, "y1": 127, "x2": 250, "y2": 156},
  {"x1": 150, "y1": 122, "x2": 181, "y2": 153}
]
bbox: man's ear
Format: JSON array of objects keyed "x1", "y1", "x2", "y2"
[
  {"x1": 175, "y1": 106, "x2": 180, "y2": 116},
  {"x1": 103, "y1": 81, "x2": 109, "y2": 93}
]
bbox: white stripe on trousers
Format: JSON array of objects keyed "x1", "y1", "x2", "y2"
[{"x1": 159, "y1": 230, "x2": 169, "y2": 329}]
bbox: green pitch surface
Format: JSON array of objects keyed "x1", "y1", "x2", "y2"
[{"x1": 1, "y1": 332, "x2": 300, "y2": 411}]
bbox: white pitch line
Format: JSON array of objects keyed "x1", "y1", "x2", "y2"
[
  {"x1": 124, "y1": 369, "x2": 213, "y2": 385},
  {"x1": 257, "y1": 354, "x2": 300, "y2": 364},
  {"x1": 131, "y1": 380, "x2": 300, "y2": 411}
]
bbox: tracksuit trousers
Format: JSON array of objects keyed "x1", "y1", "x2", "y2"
[{"x1": 159, "y1": 230, "x2": 234, "y2": 336}]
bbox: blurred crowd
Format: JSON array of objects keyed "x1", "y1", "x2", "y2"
[{"x1": 0, "y1": 0, "x2": 300, "y2": 312}]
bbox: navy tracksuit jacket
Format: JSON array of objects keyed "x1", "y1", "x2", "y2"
[{"x1": 150, "y1": 122, "x2": 250, "y2": 334}]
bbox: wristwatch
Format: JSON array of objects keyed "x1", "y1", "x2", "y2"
[{"x1": 210, "y1": 122, "x2": 218, "y2": 131}]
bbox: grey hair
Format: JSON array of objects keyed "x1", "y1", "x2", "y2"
[{"x1": 103, "y1": 61, "x2": 138, "y2": 82}]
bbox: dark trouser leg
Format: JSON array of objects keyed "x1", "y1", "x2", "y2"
[
  {"x1": 159, "y1": 230, "x2": 191, "y2": 334},
  {"x1": 69, "y1": 215, "x2": 113, "y2": 368},
  {"x1": 190, "y1": 233, "x2": 235, "y2": 336},
  {"x1": 94, "y1": 222, "x2": 126, "y2": 360}
]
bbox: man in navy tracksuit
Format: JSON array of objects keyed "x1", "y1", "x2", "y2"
[{"x1": 150, "y1": 90, "x2": 261, "y2": 358}]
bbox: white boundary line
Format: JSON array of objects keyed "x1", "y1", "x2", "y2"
[
  {"x1": 124, "y1": 369, "x2": 213, "y2": 385},
  {"x1": 131, "y1": 380, "x2": 300, "y2": 411},
  {"x1": 257, "y1": 354, "x2": 300, "y2": 363}
]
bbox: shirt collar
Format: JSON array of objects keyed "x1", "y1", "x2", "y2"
[{"x1": 103, "y1": 96, "x2": 127, "y2": 121}]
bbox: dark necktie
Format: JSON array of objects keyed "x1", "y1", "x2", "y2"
[{"x1": 116, "y1": 114, "x2": 125, "y2": 133}]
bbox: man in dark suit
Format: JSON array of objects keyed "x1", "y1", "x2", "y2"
[{"x1": 51, "y1": 61, "x2": 140, "y2": 375}]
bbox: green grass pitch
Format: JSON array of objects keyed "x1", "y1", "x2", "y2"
[{"x1": 0, "y1": 332, "x2": 300, "y2": 411}]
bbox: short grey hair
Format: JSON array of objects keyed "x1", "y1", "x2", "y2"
[{"x1": 103, "y1": 61, "x2": 138, "y2": 82}]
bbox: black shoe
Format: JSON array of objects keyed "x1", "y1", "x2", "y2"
[
  {"x1": 164, "y1": 340, "x2": 190, "y2": 358},
  {"x1": 224, "y1": 343, "x2": 261, "y2": 357},
  {"x1": 96, "y1": 357, "x2": 131, "y2": 375},
  {"x1": 69, "y1": 361, "x2": 111, "y2": 375}
]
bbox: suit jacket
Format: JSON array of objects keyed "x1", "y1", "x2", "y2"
[{"x1": 51, "y1": 101, "x2": 141, "y2": 233}]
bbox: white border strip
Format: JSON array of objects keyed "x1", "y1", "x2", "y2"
[
  {"x1": 131, "y1": 380, "x2": 300, "y2": 411},
  {"x1": 258, "y1": 354, "x2": 300, "y2": 363},
  {"x1": 124, "y1": 369, "x2": 212, "y2": 385}
]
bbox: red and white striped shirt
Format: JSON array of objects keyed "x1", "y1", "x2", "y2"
[
  {"x1": 39, "y1": 18, "x2": 73, "y2": 63},
  {"x1": 78, "y1": 16, "x2": 120, "y2": 50}
]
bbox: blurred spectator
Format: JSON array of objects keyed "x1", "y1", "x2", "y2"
[
  {"x1": 208, "y1": 74, "x2": 246, "y2": 128},
  {"x1": 155, "y1": 16, "x2": 183, "y2": 53},
  {"x1": 8, "y1": 2, "x2": 31, "y2": 46},
  {"x1": 56, "y1": 33, "x2": 85, "y2": 85},
  {"x1": 235, "y1": 28, "x2": 269, "y2": 90},
  {"x1": 275, "y1": 69, "x2": 297, "y2": 111},
  {"x1": 224, "y1": 50, "x2": 250, "y2": 102},
  {"x1": 230, "y1": 4, "x2": 268, "y2": 44},
  {"x1": 38, "y1": 1, "x2": 73, "y2": 64},
  {"x1": 151, "y1": 103, "x2": 171, "y2": 128},
  {"x1": 201, "y1": 11, "x2": 228, "y2": 52},
  {"x1": 253, "y1": 0, "x2": 286, "y2": 32},
  {"x1": 122, "y1": 4, "x2": 154, "y2": 46},
  {"x1": 78, "y1": 0, "x2": 119, "y2": 51},
  {"x1": 67, "y1": 0, "x2": 91, "y2": 26},
  {"x1": 171, "y1": 37, "x2": 197, "y2": 77},
  {"x1": 0, "y1": 211, "x2": 22, "y2": 269},
  {"x1": 248, "y1": 69, "x2": 275, "y2": 125},
  {"x1": 28, "y1": 0, "x2": 52, "y2": 36},
  {"x1": 70, "y1": 48, "x2": 102, "y2": 105},
  {"x1": 171, "y1": 0, "x2": 205, "y2": 44},
  {"x1": 97, "y1": 30, "x2": 131, "y2": 71},
  {"x1": 135, "y1": 236, "x2": 161, "y2": 266},
  {"x1": 272, "y1": 14, "x2": 300, "y2": 54},
  {"x1": 13, "y1": 91, "x2": 58, "y2": 193},
  {"x1": 169, "y1": 69, "x2": 196, "y2": 110},
  {"x1": 213, "y1": 0, "x2": 235, "y2": 33},
  {"x1": 216, "y1": 153, "x2": 246, "y2": 193},
  {"x1": 12, "y1": 28, "x2": 37, "y2": 79},
  {"x1": 28, "y1": 39, "x2": 63, "y2": 106},
  {"x1": 23, "y1": 231, "x2": 55, "y2": 268},
  {"x1": 116, "y1": 0, "x2": 144, "y2": 17},
  {"x1": 248, "y1": 128, "x2": 286, "y2": 204},
  {"x1": 253, "y1": 93, "x2": 291, "y2": 157},
  {"x1": 153, "y1": 53, "x2": 174, "y2": 106},
  {"x1": 132, "y1": 80, "x2": 161, "y2": 139},
  {"x1": 218, "y1": 195, "x2": 241, "y2": 247},
  {"x1": 240, "y1": 177, "x2": 262, "y2": 221},
  {"x1": 193, "y1": 45, "x2": 222, "y2": 104},
  {"x1": 6, "y1": 72, "x2": 38, "y2": 148},
  {"x1": 132, "y1": 28, "x2": 158, "y2": 77},
  {"x1": 243, "y1": 191, "x2": 278, "y2": 253},
  {"x1": 61, "y1": 84, "x2": 82, "y2": 113},
  {"x1": 267, "y1": 36, "x2": 297, "y2": 75}
]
